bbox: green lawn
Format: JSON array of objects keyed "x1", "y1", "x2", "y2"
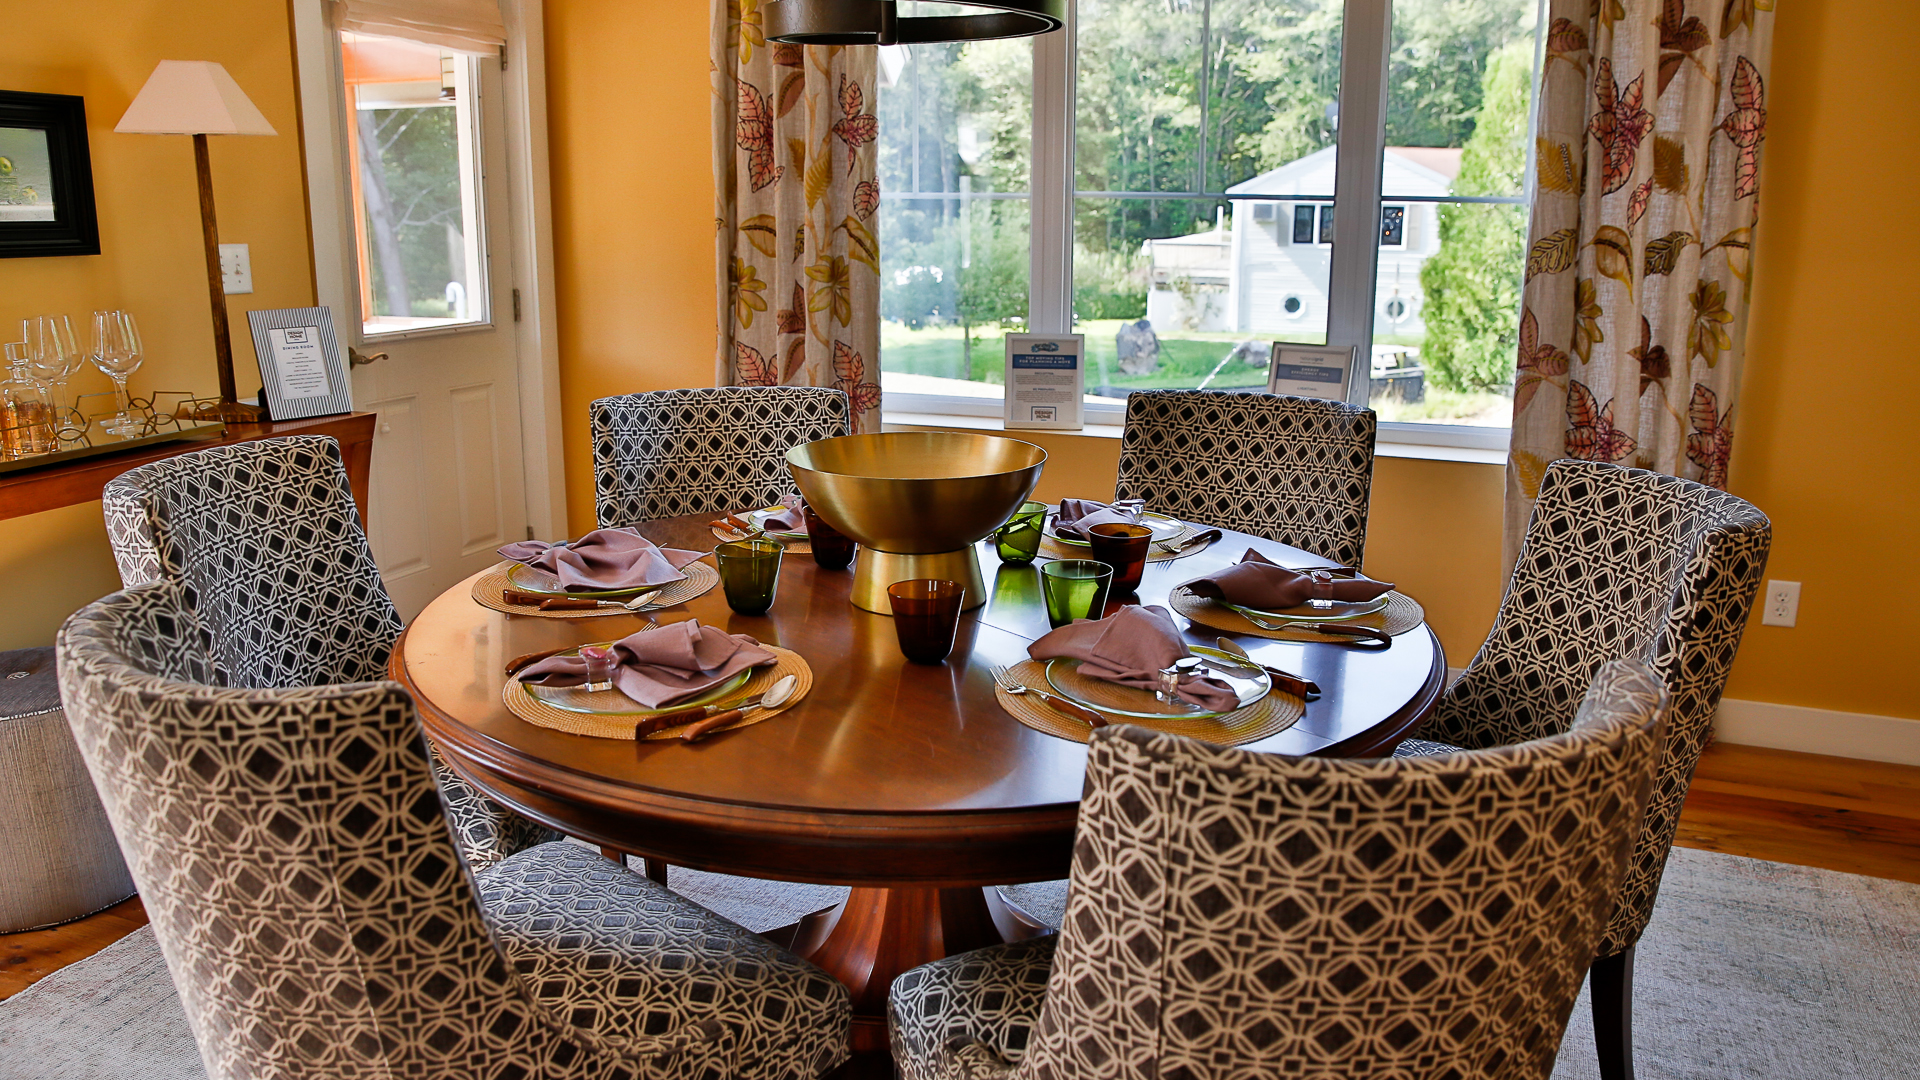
[{"x1": 878, "y1": 318, "x2": 1511, "y2": 425}]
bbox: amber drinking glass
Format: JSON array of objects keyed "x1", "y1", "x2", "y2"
[
  {"x1": 1086, "y1": 522, "x2": 1153, "y2": 594},
  {"x1": 803, "y1": 504, "x2": 856, "y2": 569},
  {"x1": 715, "y1": 539, "x2": 783, "y2": 615},
  {"x1": 887, "y1": 579, "x2": 967, "y2": 663},
  {"x1": 1040, "y1": 560, "x2": 1113, "y2": 628},
  {"x1": 992, "y1": 501, "x2": 1047, "y2": 566}
]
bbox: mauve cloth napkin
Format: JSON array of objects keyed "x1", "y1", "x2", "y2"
[
  {"x1": 1052, "y1": 498, "x2": 1146, "y2": 541},
  {"x1": 515, "y1": 620, "x2": 778, "y2": 710},
  {"x1": 1028, "y1": 605, "x2": 1240, "y2": 711},
  {"x1": 761, "y1": 494, "x2": 807, "y2": 532},
  {"x1": 497, "y1": 528, "x2": 704, "y2": 591},
  {"x1": 1184, "y1": 549, "x2": 1394, "y2": 610}
]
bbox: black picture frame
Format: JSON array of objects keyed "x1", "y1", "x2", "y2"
[{"x1": 0, "y1": 90, "x2": 100, "y2": 259}]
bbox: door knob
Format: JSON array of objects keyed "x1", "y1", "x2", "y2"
[{"x1": 349, "y1": 347, "x2": 387, "y2": 368}]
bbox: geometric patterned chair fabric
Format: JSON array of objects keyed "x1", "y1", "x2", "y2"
[
  {"x1": 1394, "y1": 459, "x2": 1770, "y2": 1080},
  {"x1": 101, "y1": 435, "x2": 555, "y2": 872},
  {"x1": 889, "y1": 660, "x2": 1670, "y2": 1080},
  {"x1": 1114, "y1": 389, "x2": 1377, "y2": 567},
  {"x1": 56, "y1": 579, "x2": 851, "y2": 1080},
  {"x1": 590, "y1": 387, "x2": 852, "y2": 526}
]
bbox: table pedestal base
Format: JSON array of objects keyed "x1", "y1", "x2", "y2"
[{"x1": 787, "y1": 886, "x2": 1047, "y2": 1053}]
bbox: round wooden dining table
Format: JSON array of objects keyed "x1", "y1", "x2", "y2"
[{"x1": 395, "y1": 513, "x2": 1446, "y2": 1051}]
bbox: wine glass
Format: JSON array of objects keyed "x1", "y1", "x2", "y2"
[
  {"x1": 21, "y1": 315, "x2": 80, "y2": 424},
  {"x1": 91, "y1": 311, "x2": 146, "y2": 436}
]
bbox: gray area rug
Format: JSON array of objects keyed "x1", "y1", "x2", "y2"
[{"x1": 0, "y1": 848, "x2": 1909, "y2": 1079}]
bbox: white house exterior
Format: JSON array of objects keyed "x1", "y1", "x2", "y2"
[{"x1": 1143, "y1": 147, "x2": 1461, "y2": 339}]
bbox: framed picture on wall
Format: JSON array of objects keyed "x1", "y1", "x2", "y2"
[{"x1": 0, "y1": 90, "x2": 100, "y2": 259}]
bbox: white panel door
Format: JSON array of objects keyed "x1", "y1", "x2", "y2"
[{"x1": 323, "y1": 28, "x2": 531, "y2": 619}]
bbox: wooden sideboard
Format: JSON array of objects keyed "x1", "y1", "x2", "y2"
[{"x1": 0, "y1": 412, "x2": 376, "y2": 524}]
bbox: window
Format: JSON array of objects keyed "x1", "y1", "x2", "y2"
[
  {"x1": 879, "y1": 0, "x2": 1542, "y2": 442},
  {"x1": 340, "y1": 32, "x2": 490, "y2": 337}
]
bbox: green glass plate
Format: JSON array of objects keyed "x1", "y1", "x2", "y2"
[
  {"x1": 506, "y1": 562, "x2": 675, "y2": 600},
  {"x1": 1042, "y1": 645, "x2": 1269, "y2": 720},
  {"x1": 525, "y1": 656, "x2": 755, "y2": 716},
  {"x1": 1044, "y1": 510, "x2": 1188, "y2": 547},
  {"x1": 1223, "y1": 594, "x2": 1391, "y2": 622}
]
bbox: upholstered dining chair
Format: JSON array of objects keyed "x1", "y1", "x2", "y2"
[
  {"x1": 891, "y1": 660, "x2": 1669, "y2": 1080},
  {"x1": 1395, "y1": 458, "x2": 1771, "y2": 1080},
  {"x1": 591, "y1": 386, "x2": 852, "y2": 527},
  {"x1": 102, "y1": 434, "x2": 555, "y2": 872},
  {"x1": 57, "y1": 578, "x2": 852, "y2": 1080},
  {"x1": 1114, "y1": 388, "x2": 1377, "y2": 567}
]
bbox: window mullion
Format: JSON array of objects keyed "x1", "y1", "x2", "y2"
[
  {"x1": 1326, "y1": 0, "x2": 1392, "y2": 405},
  {"x1": 1030, "y1": 0, "x2": 1076, "y2": 335}
]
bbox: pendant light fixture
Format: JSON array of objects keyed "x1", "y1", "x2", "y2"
[{"x1": 766, "y1": 0, "x2": 1064, "y2": 45}]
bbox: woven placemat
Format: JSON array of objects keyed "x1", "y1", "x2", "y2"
[
  {"x1": 995, "y1": 658, "x2": 1302, "y2": 747},
  {"x1": 1170, "y1": 585, "x2": 1426, "y2": 642},
  {"x1": 502, "y1": 646, "x2": 812, "y2": 740},
  {"x1": 471, "y1": 560, "x2": 719, "y2": 618}
]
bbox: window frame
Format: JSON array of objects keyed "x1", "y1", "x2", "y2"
[{"x1": 883, "y1": 0, "x2": 1528, "y2": 451}]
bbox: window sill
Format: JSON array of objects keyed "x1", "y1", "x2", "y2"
[{"x1": 882, "y1": 410, "x2": 1508, "y2": 465}]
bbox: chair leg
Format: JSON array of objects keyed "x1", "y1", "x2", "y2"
[
  {"x1": 1590, "y1": 947, "x2": 1636, "y2": 1080},
  {"x1": 597, "y1": 846, "x2": 670, "y2": 886}
]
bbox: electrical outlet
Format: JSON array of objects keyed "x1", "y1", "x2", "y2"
[
  {"x1": 1762, "y1": 580, "x2": 1800, "y2": 627},
  {"x1": 219, "y1": 244, "x2": 253, "y2": 294}
]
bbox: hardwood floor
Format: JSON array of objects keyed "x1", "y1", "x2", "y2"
[{"x1": 2, "y1": 743, "x2": 1915, "y2": 1011}]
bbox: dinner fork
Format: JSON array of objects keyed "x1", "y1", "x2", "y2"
[{"x1": 989, "y1": 665, "x2": 1108, "y2": 728}]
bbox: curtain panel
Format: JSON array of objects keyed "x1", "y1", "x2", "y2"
[
  {"x1": 712, "y1": 0, "x2": 882, "y2": 433},
  {"x1": 1506, "y1": 0, "x2": 1775, "y2": 564}
]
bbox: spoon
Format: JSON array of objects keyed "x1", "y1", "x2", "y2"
[
  {"x1": 678, "y1": 673, "x2": 799, "y2": 742},
  {"x1": 1214, "y1": 637, "x2": 1321, "y2": 700}
]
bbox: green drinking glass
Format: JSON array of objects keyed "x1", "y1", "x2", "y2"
[
  {"x1": 1040, "y1": 559, "x2": 1113, "y2": 628},
  {"x1": 714, "y1": 539, "x2": 783, "y2": 615},
  {"x1": 993, "y1": 501, "x2": 1047, "y2": 566}
]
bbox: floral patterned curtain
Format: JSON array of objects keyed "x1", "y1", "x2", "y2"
[
  {"x1": 712, "y1": 0, "x2": 882, "y2": 433},
  {"x1": 1506, "y1": 0, "x2": 1774, "y2": 563}
]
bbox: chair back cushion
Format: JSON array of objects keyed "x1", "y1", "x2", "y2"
[
  {"x1": 1427, "y1": 459, "x2": 1770, "y2": 954},
  {"x1": 591, "y1": 387, "x2": 852, "y2": 525},
  {"x1": 55, "y1": 580, "x2": 547, "y2": 1079},
  {"x1": 1019, "y1": 661, "x2": 1666, "y2": 1080},
  {"x1": 1115, "y1": 389, "x2": 1376, "y2": 566},
  {"x1": 102, "y1": 435, "x2": 403, "y2": 689}
]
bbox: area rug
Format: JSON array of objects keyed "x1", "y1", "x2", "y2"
[{"x1": 0, "y1": 848, "x2": 1909, "y2": 1079}]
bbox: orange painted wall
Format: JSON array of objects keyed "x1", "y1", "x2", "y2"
[
  {"x1": 543, "y1": 0, "x2": 1920, "y2": 731},
  {"x1": 0, "y1": 0, "x2": 316, "y2": 651}
]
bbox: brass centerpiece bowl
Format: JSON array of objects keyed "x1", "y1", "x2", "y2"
[{"x1": 787, "y1": 431, "x2": 1046, "y2": 613}]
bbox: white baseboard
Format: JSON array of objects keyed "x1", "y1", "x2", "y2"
[
  {"x1": 1442, "y1": 668, "x2": 1920, "y2": 767},
  {"x1": 1712, "y1": 698, "x2": 1920, "y2": 767}
]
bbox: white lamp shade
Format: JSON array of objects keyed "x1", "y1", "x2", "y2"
[{"x1": 115, "y1": 61, "x2": 277, "y2": 136}]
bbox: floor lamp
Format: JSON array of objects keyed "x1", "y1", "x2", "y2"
[{"x1": 116, "y1": 61, "x2": 277, "y2": 423}]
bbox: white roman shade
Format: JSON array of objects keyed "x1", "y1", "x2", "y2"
[{"x1": 334, "y1": 0, "x2": 507, "y2": 55}]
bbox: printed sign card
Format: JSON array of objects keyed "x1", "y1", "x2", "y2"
[
  {"x1": 246, "y1": 307, "x2": 353, "y2": 420},
  {"x1": 1267, "y1": 344, "x2": 1357, "y2": 402},
  {"x1": 1004, "y1": 333, "x2": 1085, "y2": 430}
]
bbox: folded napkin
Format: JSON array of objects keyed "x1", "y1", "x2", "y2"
[
  {"x1": 1028, "y1": 605, "x2": 1240, "y2": 711},
  {"x1": 1184, "y1": 549, "x2": 1395, "y2": 610},
  {"x1": 1052, "y1": 497, "x2": 1146, "y2": 541},
  {"x1": 761, "y1": 493, "x2": 808, "y2": 533},
  {"x1": 515, "y1": 620, "x2": 778, "y2": 710},
  {"x1": 497, "y1": 528, "x2": 704, "y2": 591}
]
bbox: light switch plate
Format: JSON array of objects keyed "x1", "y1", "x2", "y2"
[
  {"x1": 219, "y1": 244, "x2": 253, "y2": 294},
  {"x1": 1762, "y1": 580, "x2": 1800, "y2": 627}
]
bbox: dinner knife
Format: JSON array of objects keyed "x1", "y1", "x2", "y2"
[{"x1": 1310, "y1": 623, "x2": 1393, "y2": 647}]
